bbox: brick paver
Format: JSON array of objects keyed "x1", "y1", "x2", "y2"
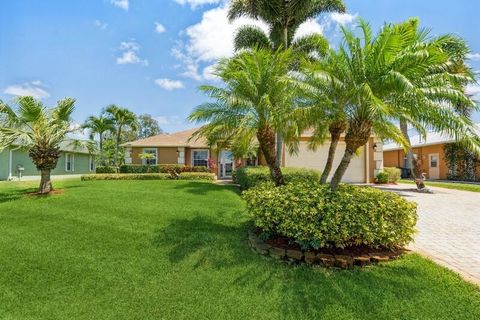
[{"x1": 374, "y1": 184, "x2": 480, "y2": 285}]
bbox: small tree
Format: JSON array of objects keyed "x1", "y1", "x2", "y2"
[
  {"x1": 104, "y1": 105, "x2": 138, "y2": 166},
  {"x1": 0, "y1": 97, "x2": 92, "y2": 194}
]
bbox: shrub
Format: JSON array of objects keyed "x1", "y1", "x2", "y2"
[
  {"x1": 243, "y1": 182, "x2": 417, "y2": 249},
  {"x1": 384, "y1": 167, "x2": 401, "y2": 183},
  {"x1": 376, "y1": 172, "x2": 389, "y2": 184},
  {"x1": 82, "y1": 173, "x2": 171, "y2": 181},
  {"x1": 96, "y1": 166, "x2": 118, "y2": 174},
  {"x1": 233, "y1": 166, "x2": 321, "y2": 190},
  {"x1": 119, "y1": 164, "x2": 161, "y2": 174},
  {"x1": 177, "y1": 172, "x2": 216, "y2": 181},
  {"x1": 119, "y1": 164, "x2": 210, "y2": 174}
]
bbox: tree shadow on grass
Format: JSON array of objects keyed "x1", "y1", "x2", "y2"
[
  {"x1": 170, "y1": 181, "x2": 241, "y2": 196},
  {"x1": 150, "y1": 213, "x2": 470, "y2": 319}
]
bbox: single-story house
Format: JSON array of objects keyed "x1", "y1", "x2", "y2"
[
  {"x1": 383, "y1": 125, "x2": 480, "y2": 180},
  {"x1": 121, "y1": 128, "x2": 384, "y2": 183},
  {"x1": 0, "y1": 141, "x2": 95, "y2": 181}
]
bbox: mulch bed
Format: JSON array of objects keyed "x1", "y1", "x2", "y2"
[{"x1": 249, "y1": 228, "x2": 408, "y2": 269}]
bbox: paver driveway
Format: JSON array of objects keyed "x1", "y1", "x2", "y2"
[{"x1": 375, "y1": 184, "x2": 480, "y2": 285}]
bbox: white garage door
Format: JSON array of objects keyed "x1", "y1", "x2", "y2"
[{"x1": 285, "y1": 141, "x2": 366, "y2": 183}]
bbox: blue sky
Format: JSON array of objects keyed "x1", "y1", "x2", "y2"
[{"x1": 1, "y1": 0, "x2": 479, "y2": 134}]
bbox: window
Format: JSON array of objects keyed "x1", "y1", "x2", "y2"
[
  {"x1": 142, "y1": 148, "x2": 157, "y2": 165},
  {"x1": 192, "y1": 150, "x2": 209, "y2": 167},
  {"x1": 430, "y1": 155, "x2": 438, "y2": 168},
  {"x1": 65, "y1": 153, "x2": 75, "y2": 172},
  {"x1": 89, "y1": 156, "x2": 95, "y2": 172}
]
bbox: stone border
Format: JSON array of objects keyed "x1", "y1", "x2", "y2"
[{"x1": 248, "y1": 230, "x2": 405, "y2": 268}]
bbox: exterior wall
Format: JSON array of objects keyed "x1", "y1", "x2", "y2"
[
  {"x1": 0, "y1": 148, "x2": 94, "y2": 180},
  {"x1": 384, "y1": 144, "x2": 449, "y2": 179}
]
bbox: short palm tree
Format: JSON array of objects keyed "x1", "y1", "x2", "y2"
[
  {"x1": 320, "y1": 19, "x2": 479, "y2": 190},
  {"x1": 82, "y1": 115, "x2": 114, "y2": 165},
  {"x1": 0, "y1": 96, "x2": 91, "y2": 194},
  {"x1": 228, "y1": 0, "x2": 345, "y2": 164},
  {"x1": 104, "y1": 105, "x2": 137, "y2": 166},
  {"x1": 189, "y1": 49, "x2": 301, "y2": 186}
]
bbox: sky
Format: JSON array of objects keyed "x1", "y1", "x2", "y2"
[{"x1": 1, "y1": 0, "x2": 479, "y2": 135}]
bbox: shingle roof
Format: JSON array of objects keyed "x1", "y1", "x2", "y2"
[
  {"x1": 383, "y1": 123, "x2": 480, "y2": 151},
  {"x1": 121, "y1": 128, "x2": 208, "y2": 148}
]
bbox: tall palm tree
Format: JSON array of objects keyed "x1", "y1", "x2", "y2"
[
  {"x1": 82, "y1": 115, "x2": 114, "y2": 165},
  {"x1": 321, "y1": 20, "x2": 479, "y2": 190},
  {"x1": 189, "y1": 49, "x2": 301, "y2": 186},
  {"x1": 228, "y1": 0, "x2": 345, "y2": 165},
  {"x1": 104, "y1": 105, "x2": 138, "y2": 166},
  {"x1": 0, "y1": 97, "x2": 91, "y2": 194}
]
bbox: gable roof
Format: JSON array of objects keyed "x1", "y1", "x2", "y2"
[
  {"x1": 121, "y1": 128, "x2": 208, "y2": 148},
  {"x1": 383, "y1": 123, "x2": 480, "y2": 151}
]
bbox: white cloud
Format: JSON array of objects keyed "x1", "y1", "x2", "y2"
[
  {"x1": 155, "y1": 22, "x2": 166, "y2": 34},
  {"x1": 202, "y1": 64, "x2": 219, "y2": 81},
  {"x1": 467, "y1": 53, "x2": 480, "y2": 61},
  {"x1": 330, "y1": 12, "x2": 358, "y2": 25},
  {"x1": 174, "y1": 0, "x2": 222, "y2": 9},
  {"x1": 111, "y1": 0, "x2": 129, "y2": 11},
  {"x1": 466, "y1": 84, "x2": 480, "y2": 97},
  {"x1": 155, "y1": 115, "x2": 182, "y2": 125},
  {"x1": 3, "y1": 81, "x2": 50, "y2": 99},
  {"x1": 295, "y1": 19, "x2": 325, "y2": 39},
  {"x1": 94, "y1": 20, "x2": 108, "y2": 30},
  {"x1": 116, "y1": 40, "x2": 148, "y2": 66},
  {"x1": 154, "y1": 78, "x2": 185, "y2": 90}
]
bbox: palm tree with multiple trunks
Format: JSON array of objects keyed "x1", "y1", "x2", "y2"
[
  {"x1": 104, "y1": 105, "x2": 138, "y2": 166},
  {"x1": 82, "y1": 115, "x2": 114, "y2": 165}
]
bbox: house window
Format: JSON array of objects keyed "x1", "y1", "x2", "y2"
[
  {"x1": 142, "y1": 148, "x2": 157, "y2": 165},
  {"x1": 89, "y1": 156, "x2": 95, "y2": 172},
  {"x1": 65, "y1": 153, "x2": 75, "y2": 172},
  {"x1": 192, "y1": 150, "x2": 209, "y2": 167}
]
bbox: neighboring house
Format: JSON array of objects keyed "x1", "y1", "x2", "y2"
[
  {"x1": 122, "y1": 128, "x2": 384, "y2": 183},
  {"x1": 383, "y1": 125, "x2": 480, "y2": 180},
  {"x1": 0, "y1": 141, "x2": 95, "y2": 181}
]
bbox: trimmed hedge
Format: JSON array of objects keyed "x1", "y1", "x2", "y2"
[
  {"x1": 376, "y1": 172, "x2": 389, "y2": 184},
  {"x1": 233, "y1": 166, "x2": 321, "y2": 190},
  {"x1": 81, "y1": 172, "x2": 216, "y2": 181},
  {"x1": 119, "y1": 164, "x2": 210, "y2": 174},
  {"x1": 96, "y1": 166, "x2": 118, "y2": 174},
  {"x1": 243, "y1": 182, "x2": 417, "y2": 250},
  {"x1": 384, "y1": 167, "x2": 401, "y2": 183}
]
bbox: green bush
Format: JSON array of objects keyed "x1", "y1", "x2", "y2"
[
  {"x1": 82, "y1": 173, "x2": 171, "y2": 181},
  {"x1": 233, "y1": 166, "x2": 321, "y2": 190},
  {"x1": 384, "y1": 167, "x2": 401, "y2": 183},
  {"x1": 376, "y1": 172, "x2": 389, "y2": 184},
  {"x1": 119, "y1": 164, "x2": 210, "y2": 174},
  {"x1": 96, "y1": 166, "x2": 118, "y2": 174},
  {"x1": 243, "y1": 182, "x2": 417, "y2": 249},
  {"x1": 177, "y1": 172, "x2": 216, "y2": 181}
]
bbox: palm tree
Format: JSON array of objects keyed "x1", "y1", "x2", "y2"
[
  {"x1": 82, "y1": 115, "x2": 114, "y2": 165},
  {"x1": 104, "y1": 105, "x2": 137, "y2": 166},
  {"x1": 189, "y1": 49, "x2": 301, "y2": 186},
  {"x1": 228, "y1": 0, "x2": 345, "y2": 166},
  {"x1": 322, "y1": 20, "x2": 479, "y2": 190},
  {"x1": 0, "y1": 96, "x2": 91, "y2": 194}
]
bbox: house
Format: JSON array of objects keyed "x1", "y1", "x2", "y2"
[
  {"x1": 0, "y1": 141, "x2": 95, "y2": 181},
  {"x1": 383, "y1": 125, "x2": 480, "y2": 180},
  {"x1": 122, "y1": 128, "x2": 384, "y2": 183}
]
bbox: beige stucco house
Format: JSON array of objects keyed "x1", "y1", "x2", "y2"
[{"x1": 122, "y1": 127, "x2": 384, "y2": 182}]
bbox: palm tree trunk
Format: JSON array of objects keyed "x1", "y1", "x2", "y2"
[
  {"x1": 99, "y1": 133, "x2": 104, "y2": 166},
  {"x1": 115, "y1": 127, "x2": 122, "y2": 166},
  {"x1": 400, "y1": 120, "x2": 425, "y2": 189},
  {"x1": 39, "y1": 170, "x2": 52, "y2": 194},
  {"x1": 330, "y1": 148, "x2": 354, "y2": 191},
  {"x1": 275, "y1": 133, "x2": 283, "y2": 167},
  {"x1": 320, "y1": 123, "x2": 345, "y2": 184},
  {"x1": 257, "y1": 126, "x2": 285, "y2": 186}
]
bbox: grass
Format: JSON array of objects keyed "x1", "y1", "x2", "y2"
[
  {"x1": 0, "y1": 180, "x2": 479, "y2": 319},
  {"x1": 399, "y1": 179, "x2": 480, "y2": 193}
]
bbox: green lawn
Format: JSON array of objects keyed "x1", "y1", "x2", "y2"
[
  {"x1": 0, "y1": 180, "x2": 479, "y2": 319},
  {"x1": 399, "y1": 179, "x2": 480, "y2": 193}
]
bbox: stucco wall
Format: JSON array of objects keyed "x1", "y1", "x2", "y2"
[{"x1": 0, "y1": 150, "x2": 10, "y2": 180}]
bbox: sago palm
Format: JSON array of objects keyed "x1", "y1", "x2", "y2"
[
  {"x1": 189, "y1": 49, "x2": 301, "y2": 186},
  {"x1": 0, "y1": 96, "x2": 92, "y2": 194},
  {"x1": 228, "y1": 0, "x2": 345, "y2": 165},
  {"x1": 104, "y1": 105, "x2": 137, "y2": 166},
  {"x1": 82, "y1": 115, "x2": 114, "y2": 165}
]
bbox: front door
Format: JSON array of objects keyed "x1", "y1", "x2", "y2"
[
  {"x1": 428, "y1": 153, "x2": 440, "y2": 180},
  {"x1": 219, "y1": 150, "x2": 234, "y2": 179}
]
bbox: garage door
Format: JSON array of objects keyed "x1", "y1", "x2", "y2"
[{"x1": 284, "y1": 141, "x2": 366, "y2": 183}]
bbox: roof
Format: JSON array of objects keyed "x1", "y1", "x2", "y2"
[
  {"x1": 383, "y1": 123, "x2": 480, "y2": 151},
  {"x1": 121, "y1": 128, "x2": 208, "y2": 148}
]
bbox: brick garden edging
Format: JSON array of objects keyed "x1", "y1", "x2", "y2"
[{"x1": 247, "y1": 229, "x2": 406, "y2": 268}]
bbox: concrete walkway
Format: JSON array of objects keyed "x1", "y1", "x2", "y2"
[{"x1": 375, "y1": 184, "x2": 480, "y2": 285}]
